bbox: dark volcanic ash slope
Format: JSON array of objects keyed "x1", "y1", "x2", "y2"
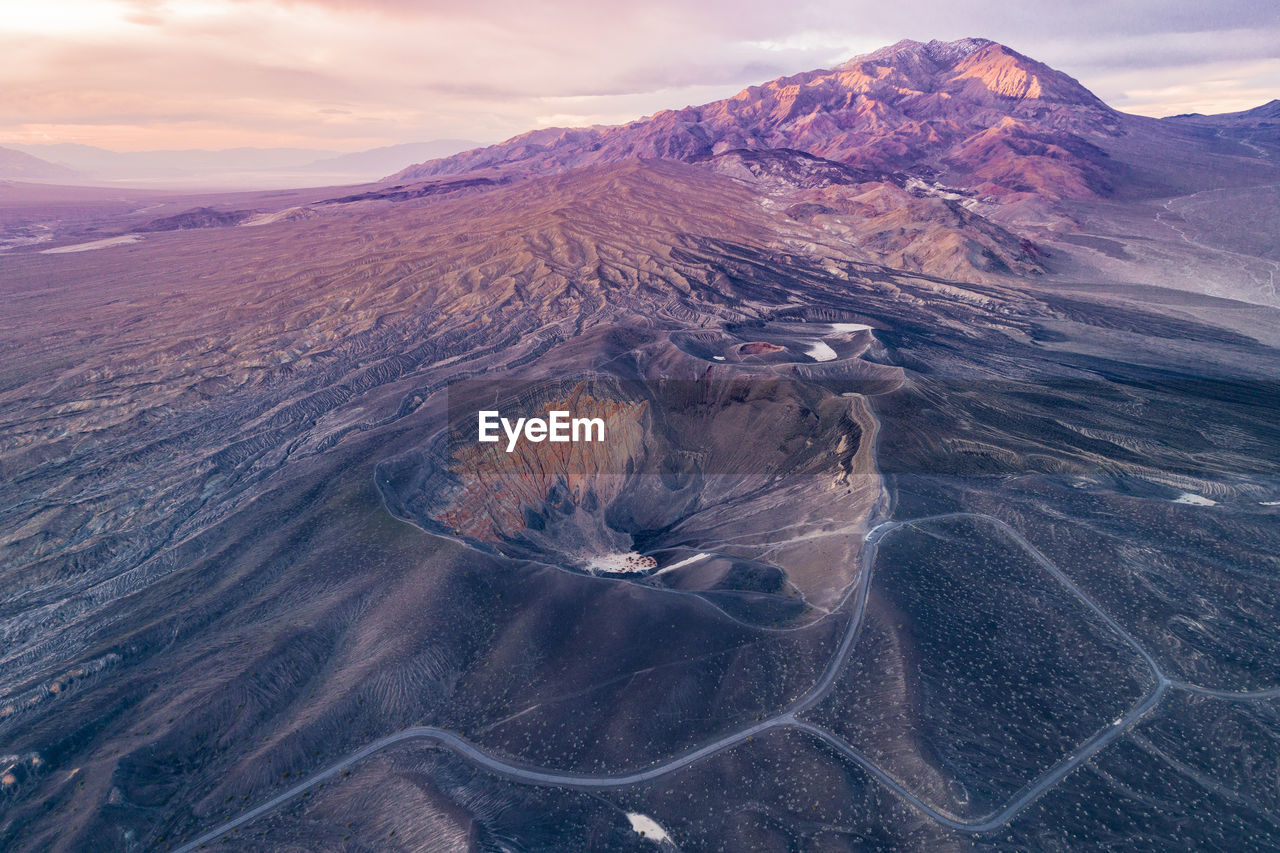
[
  {"x1": 0, "y1": 160, "x2": 898, "y2": 719},
  {"x1": 0, "y1": 157, "x2": 934, "y2": 849},
  {"x1": 3, "y1": 149, "x2": 1280, "y2": 851}
]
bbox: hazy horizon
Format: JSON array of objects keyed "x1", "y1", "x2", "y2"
[{"x1": 3, "y1": 0, "x2": 1277, "y2": 153}]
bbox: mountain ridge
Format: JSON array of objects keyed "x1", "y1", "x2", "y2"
[
  {"x1": 390, "y1": 38, "x2": 1123, "y2": 202},
  {"x1": 0, "y1": 146, "x2": 81, "y2": 181},
  {"x1": 3, "y1": 140, "x2": 482, "y2": 186}
]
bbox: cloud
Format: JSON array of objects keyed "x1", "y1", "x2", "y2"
[{"x1": 1, "y1": 0, "x2": 1276, "y2": 150}]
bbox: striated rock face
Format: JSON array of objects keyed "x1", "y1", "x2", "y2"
[
  {"x1": 391, "y1": 38, "x2": 1120, "y2": 203},
  {"x1": 433, "y1": 390, "x2": 651, "y2": 556}
]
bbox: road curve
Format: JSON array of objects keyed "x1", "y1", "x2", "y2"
[
  {"x1": 173, "y1": 718, "x2": 792, "y2": 853},
  {"x1": 1171, "y1": 682, "x2": 1280, "y2": 700},
  {"x1": 173, "y1": 511, "x2": 1273, "y2": 852},
  {"x1": 792, "y1": 679, "x2": 1169, "y2": 835}
]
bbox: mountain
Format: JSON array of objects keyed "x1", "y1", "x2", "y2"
[
  {"x1": 1161, "y1": 99, "x2": 1280, "y2": 162},
  {"x1": 294, "y1": 140, "x2": 481, "y2": 176},
  {"x1": 1168, "y1": 98, "x2": 1280, "y2": 126},
  {"x1": 4, "y1": 141, "x2": 481, "y2": 187},
  {"x1": 378, "y1": 38, "x2": 1124, "y2": 279},
  {"x1": 1236, "y1": 98, "x2": 1280, "y2": 122},
  {"x1": 393, "y1": 38, "x2": 1121, "y2": 202},
  {"x1": 7, "y1": 143, "x2": 338, "y2": 177},
  {"x1": 0, "y1": 146, "x2": 80, "y2": 181}
]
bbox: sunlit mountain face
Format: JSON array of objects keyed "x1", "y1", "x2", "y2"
[{"x1": 2, "y1": 37, "x2": 1280, "y2": 852}]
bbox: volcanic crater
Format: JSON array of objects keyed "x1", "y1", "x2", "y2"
[{"x1": 376, "y1": 321, "x2": 898, "y2": 615}]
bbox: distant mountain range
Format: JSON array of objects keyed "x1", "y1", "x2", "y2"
[
  {"x1": 391, "y1": 38, "x2": 1276, "y2": 205},
  {"x1": 1169, "y1": 98, "x2": 1280, "y2": 125},
  {"x1": 292, "y1": 141, "x2": 483, "y2": 177},
  {"x1": 0, "y1": 139, "x2": 481, "y2": 187},
  {"x1": 0, "y1": 147, "x2": 81, "y2": 181}
]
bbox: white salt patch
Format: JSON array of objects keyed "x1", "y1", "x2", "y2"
[
  {"x1": 587, "y1": 552, "x2": 657, "y2": 573},
  {"x1": 1173, "y1": 492, "x2": 1217, "y2": 506},
  {"x1": 626, "y1": 813, "x2": 670, "y2": 843},
  {"x1": 241, "y1": 207, "x2": 304, "y2": 227},
  {"x1": 652, "y1": 552, "x2": 710, "y2": 576},
  {"x1": 806, "y1": 340, "x2": 838, "y2": 362},
  {"x1": 904, "y1": 178, "x2": 968, "y2": 201},
  {"x1": 806, "y1": 323, "x2": 871, "y2": 361},
  {"x1": 42, "y1": 235, "x2": 140, "y2": 254}
]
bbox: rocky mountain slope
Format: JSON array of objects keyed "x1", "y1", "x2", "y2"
[
  {"x1": 387, "y1": 37, "x2": 1273, "y2": 285},
  {"x1": 394, "y1": 38, "x2": 1122, "y2": 203}
]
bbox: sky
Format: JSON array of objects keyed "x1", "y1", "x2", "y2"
[{"x1": 1, "y1": 0, "x2": 1277, "y2": 152}]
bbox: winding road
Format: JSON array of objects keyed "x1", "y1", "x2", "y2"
[{"x1": 174, "y1": 512, "x2": 1278, "y2": 852}]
